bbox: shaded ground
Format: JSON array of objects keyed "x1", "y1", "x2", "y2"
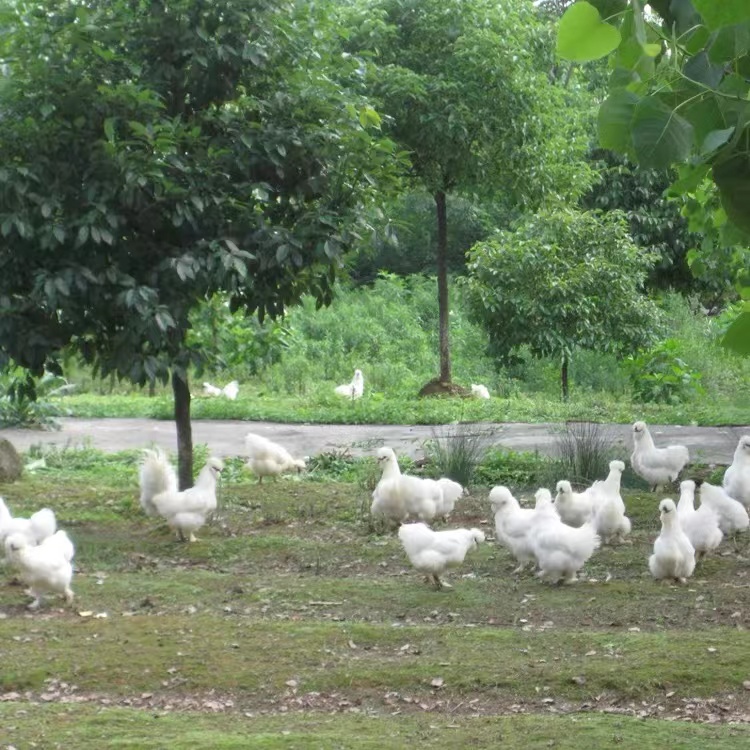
[{"x1": 3, "y1": 417, "x2": 747, "y2": 463}]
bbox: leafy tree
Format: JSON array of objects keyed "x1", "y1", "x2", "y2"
[
  {"x1": 0, "y1": 0, "x2": 397, "y2": 486},
  {"x1": 463, "y1": 208, "x2": 661, "y2": 399},
  {"x1": 557, "y1": 0, "x2": 750, "y2": 354},
  {"x1": 345, "y1": 0, "x2": 592, "y2": 389}
]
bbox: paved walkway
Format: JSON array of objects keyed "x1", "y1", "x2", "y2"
[{"x1": 2, "y1": 418, "x2": 747, "y2": 464}]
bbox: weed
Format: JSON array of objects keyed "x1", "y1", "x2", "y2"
[
  {"x1": 424, "y1": 423, "x2": 491, "y2": 485},
  {"x1": 554, "y1": 421, "x2": 619, "y2": 485}
]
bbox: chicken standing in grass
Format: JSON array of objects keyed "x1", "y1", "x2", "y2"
[
  {"x1": 0, "y1": 498, "x2": 56, "y2": 548},
  {"x1": 489, "y1": 485, "x2": 538, "y2": 573},
  {"x1": 554, "y1": 480, "x2": 594, "y2": 528},
  {"x1": 245, "y1": 433, "x2": 306, "y2": 483},
  {"x1": 4, "y1": 531, "x2": 75, "y2": 609},
  {"x1": 435, "y1": 477, "x2": 465, "y2": 520},
  {"x1": 590, "y1": 460, "x2": 631, "y2": 544},
  {"x1": 334, "y1": 369, "x2": 364, "y2": 400},
  {"x1": 470, "y1": 384, "x2": 490, "y2": 399},
  {"x1": 202, "y1": 380, "x2": 239, "y2": 400},
  {"x1": 370, "y1": 447, "x2": 441, "y2": 524},
  {"x1": 398, "y1": 522, "x2": 485, "y2": 589},
  {"x1": 649, "y1": 498, "x2": 695, "y2": 584},
  {"x1": 676, "y1": 480, "x2": 722, "y2": 559},
  {"x1": 698, "y1": 481, "x2": 749, "y2": 536},
  {"x1": 723, "y1": 435, "x2": 750, "y2": 509},
  {"x1": 139, "y1": 450, "x2": 224, "y2": 542},
  {"x1": 630, "y1": 421, "x2": 689, "y2": 491}
]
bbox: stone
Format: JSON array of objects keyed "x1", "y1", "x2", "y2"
[{"x1": 0, "y1": 439, "x2": 23, "y2": 483}]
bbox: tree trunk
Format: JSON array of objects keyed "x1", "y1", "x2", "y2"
[
  {"x1": 435, "y1": 190, "x2": 451, "y2": 383},
  {"x1": 561, "y1": 354, "x2": 569, "y2": 402},
  {"x1": 172, "y1": 370, "x2": 194, "y2": 490}
]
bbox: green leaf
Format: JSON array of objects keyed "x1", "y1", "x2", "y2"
[
  {"x1": 701, "y1": 127, "x2": 735, "y2": 154},
  {"x1": 598, "y1": 89, "x2": 640, "y2": 151},
  {"x1": 104, "y1": 118, "x2": 116, "y2": 143},
  {"x1": 693, "y1": 0, "x2": 750, "y2": 30},
  {"x1": 721, "y1": 309, "x2": 750, "y2": 355},
  {"x1": 557, "y1": 2, "x2": 622, "y2": 62},
  {"x1": 713, "y1": 154, "x2": 750, "y2": 234},
  {"x1": 631, "y1": 97, "x2": 694, "y2": 169}
]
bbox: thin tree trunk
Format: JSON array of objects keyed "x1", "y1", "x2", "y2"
[
  {"x1": 172, "y1": 370, "x2": 193, "y2": 490},
  {"x1": 561, "y1": 354, "x2": 569, "y2": 401},
  {"x1": 435, "y1": 190, "x2": 451, "y2": 383}
]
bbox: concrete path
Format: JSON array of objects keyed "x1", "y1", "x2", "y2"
[{"x1": 2, "y1": 418, "x2": 747, "y2": 465}]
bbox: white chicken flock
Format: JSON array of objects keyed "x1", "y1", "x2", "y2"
[{"x1": 2, "y1": 420, "x2": 747, "y2": 612}]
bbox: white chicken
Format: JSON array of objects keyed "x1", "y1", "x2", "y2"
[
  {"x1": 398, "y1": 522, "x2": 485, "y2": 589},
  {"x1": 435, "y1": 477, "x2": 465, "y2": 519},
  {"x1": 470, "y1": 384, "x2": 490, "y2": 399},
  {"x1": 0, "y1": 498, "x2": 57, "y2": 547},
  {"x1": 698, "y1": 480, "x2": 749, "y2": 536},
  {"x1": 590, "y1": 460, "x2": 631, "y2": 544},
  {"x1": 334, "y1": 369, "x2": 364, "y2": 400},
  {"x1": 139, "y1": 453, "x2": 224, "y2": 541},
  {"x1": 4, "y1": 531, "x2": 75, "y2": 609},
  {"x1": 528, "y1": 497, "x2": 600, "y2": 584},
  {"x1": 631, "y1": 421, "x2": 689, "y2": 490},
  {"x1": 723, "y1": 434, "x2": 750, "y2": 509},
  {"x1": 245, "y1": 433, "x2": 306, "y2": 483},
  {"x1": 554, "y1": 480, "x2": 594, "y2": 527},
  {"x1": 676, "y1": 480, "x2": 722, "y2": 558},
  {"x1": 649, "y1": 498, "x2": 695, "y2": 583},
  {"x1": 370, "y1": 447, "x2": 441, "y2": 523},
  {"x1": 202, "y1": 380, "x2": 239, "y2": 400},
  {"x1": 489, "y1": 485, "x2": 538, "y2": 573}
]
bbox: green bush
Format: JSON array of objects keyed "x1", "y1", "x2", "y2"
[{"x1": 626, "y1": 338, "x2": 704, "y2": 404}]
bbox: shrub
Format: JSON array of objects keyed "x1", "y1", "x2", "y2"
[
  {"x1": 626, "y1": 338, "x2": 704, "y2": 404},
  {"x1": 423, "y1": 424, "x2": 491, "y2": 486},
  {"x1": 554, "y1": 421, "x2": 619, "y2": 485}
]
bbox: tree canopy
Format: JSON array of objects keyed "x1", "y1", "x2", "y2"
[
  {"x1": 557, "y1": 0, "x2": 750, "y2": 354},
  {"x1": 0, "y1": 0, "x2": 398, "y2": 483},
  {"x1": 464, "y1": 208, "x2": 661, "y2": 399}
]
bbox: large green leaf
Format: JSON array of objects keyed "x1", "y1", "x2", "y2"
[
  {"x1": 713, "y1": 152, "x2": 750, "y2": 234},
  {"x1": 557, "y1": 2, "x2": 622, "y2": 62},
  {"x1": 631, "y1": 97, "x2": 694, "y2": 169},
  {"x1": 598, "y1": 89, "x2": 640, "y2": 151},
  {"x1": 693, "y1": 0, "x2": 750, "y2": 31},
  {"x1": 721, "y1": 308, "x2": 750, "y2": 355}
]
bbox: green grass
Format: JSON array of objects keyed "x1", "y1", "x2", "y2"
[{"x1": 0, "y1": 453, "x2": 748, "y2": 745}]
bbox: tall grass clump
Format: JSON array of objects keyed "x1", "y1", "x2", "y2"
[
  {"x1": 424, "y1": 423, "x2": 491, "y2": 486},
  {"x1": 554, "y1": 421, "x2": 618, "y2": 485}
]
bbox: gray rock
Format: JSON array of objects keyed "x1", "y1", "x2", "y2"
[{"x1": 0, "y1": 438, "x2": 23, "y2": 483}]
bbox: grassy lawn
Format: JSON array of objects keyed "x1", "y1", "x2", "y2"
[{"x1": 1, "y1": 450, "x2": 748, "y2": 747}]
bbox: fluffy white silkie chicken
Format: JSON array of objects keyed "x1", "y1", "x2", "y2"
[
  {"x1": 489, "y1": 485, "x2": 537, "y2": 573},
  {"x1": 470, "y1": 384, "x2": 490, "y2": 399},
  {"x1": 630, "y1": 421, "x2": 689, "y2": 491},
  {"x1": 554, "y1": 480, "x2": 594, "y2": 527},
  {"x1": 202, "y1": 380, "x2": 239, "y2": 400},
  {"x1": 590, "y1": 460, "x2": 631, "y2": 544},
  {"x1": 245, "y1": 433, "x2": 306, "y2": 484},
  {"x1": 398, "y1": 522, "x2": 485, "y2": 589},
  {"x1": 334, "y1": 369, "x2": 364, "y2": 400},
  {"x1": 528, "y1": 495, "x2": 600, "y2": 585},
  {"x1": 139, "y1": 451, "x2": 224, "y2": 542},
  {"x1": 649, "y1": 498, "x2": 695, "y2": 583},
  {"x1": 435, "y1": 477, "x2": 465, "y2": 519},
  {"x1": 0, "y1": 497, "x2": 56, "y2": 547},
  {"x1": 723, "y1": 435, "x2": 750, "y2": 509},
  {"x1": 676, "y1": 480, "x2": 722, "y2": 558},
  {"x1": 698, "y1": 481, "x2": 749, "y2": 536},
  {"x1": 371, "y1": 447, "x2": 441, "y2": 523},
  {"x1": 5, "y1": 531, "x2": 75, "y2": 609}
]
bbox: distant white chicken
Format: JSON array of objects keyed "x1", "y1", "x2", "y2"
[
  {"x1": 554, "y1": 480, "x2": 594, "y2": 527},
  {"x1": 245, "y1": 433, "x2": 306, "y2": 483},
  {"x1": 4, "y1": 531, "x2": 75, "y2": 609},
  {"x1": 590, "y1": 460, "x2": 631, "y2": 544},
  {"x1": 676, "y1": 480, "x2": 722, "y2": 558},
  {"x1": 470, "y1": 384, "x2": 490, "y2": 399},
  {"x1": 202, "y1": 380, "x2": 239, "y2": 400},
  {"x1": 139, "y1": 452, "x2": 224, "y2": 541},
  {"x1": 371, "y1": 447, "x2": 442, "y2": 523},
  {"x1": 435, "y1": 477, "x2": 465, "y2": 519},
  {"x1": 334, "y1": 369, "x2": 364, "y2": 400},
  {"x1": 0, "y1": 498, "x2": 56, "y2": 547},
  {"x1": 723, "y1": 435, "x2": 750, "y2": 509},
  {"x1": 649, "y1": 498, "x2": 695, "y2": 583},
  {"x1": 698, "y1": 481, "x2": 749, "y2": 536},
  {"x1": 489, "y1": 485, "x2": 538, "y2": 573},
  {"x1": 528, "y1": 497, "x2": 600, "y2": 585},
  {"x1": 398, "y1": 522, "x2": 485, "y2": 589},
  {"x1": 631, "y1": 421, "x2": 689, "y2": 490}
]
